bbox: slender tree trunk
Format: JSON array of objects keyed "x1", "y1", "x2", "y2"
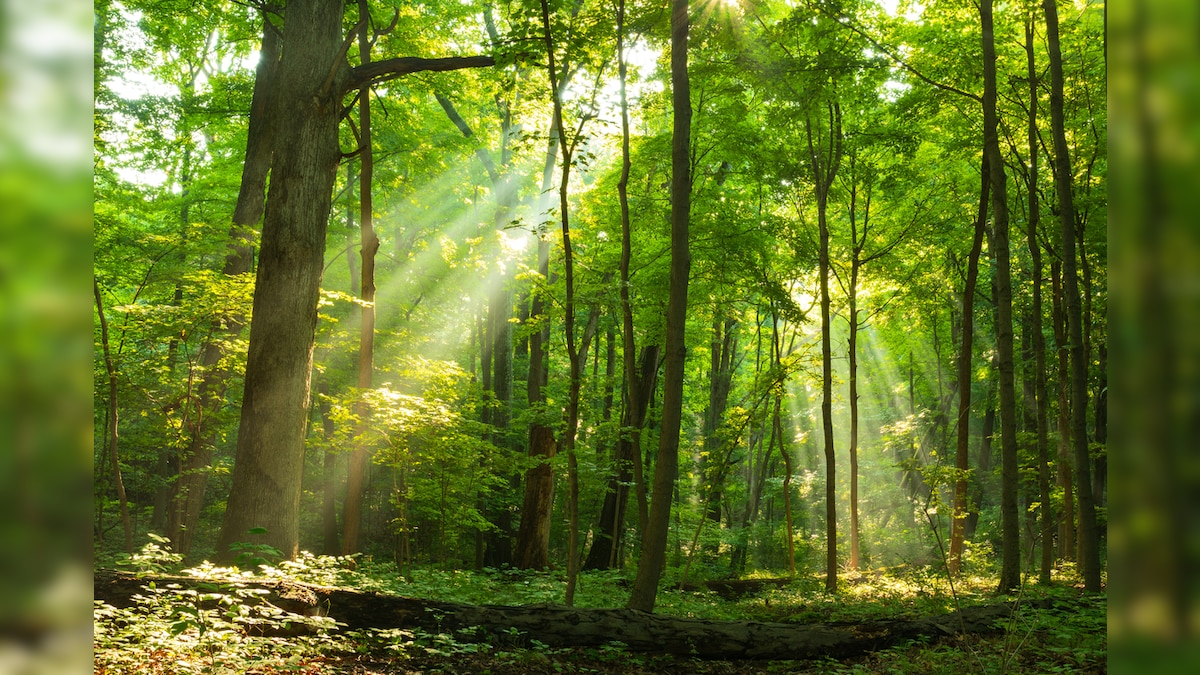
[
  {"x1": 948, "y1": 157, "x2": 989, "y2": 576},
  {"x1": 581, "y1": 4, "x2": 657, "y2": 572},
  {"x1": 95, "y1": 280, "x2": 133, "y2": 553},
  {"x1": 982, "y1": 0, "x2": 1022, "y2": 593},
  {"x1": 1043, "y1": 0, "x2": 1101, "y2": 593},
  {"x1": 1052, "y1": 260, "x2": 1076, "y2": 562},
  {"x1": 847, "y1": 275, "x2": 860, "y2": 572},
  {"x1": 1024, "y1": 17, "x2": 1054, "y2": 585},
  {"x1": 343, "y1": 0, "x2": 378, "y2": 555},
  {"x1": 628, "y1": 0, "x2": 690, "y2": 612},
  {"x1": 1093, "y1": 343, "x2": 1106, "y2": 507},
  {"x1": 806, "y1": 102, "x2": 842, "y2": 594},
  {"x1": 537, "y1": 0, "x2": 583, "y2": 604}
]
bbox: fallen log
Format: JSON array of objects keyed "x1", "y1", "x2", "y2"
[
  {"x1": 93, "y1": 569, "x2": 1032, "y2": 661},
  {"x1": 677, "y1": 577, "x2": 793, "y2": 599}
]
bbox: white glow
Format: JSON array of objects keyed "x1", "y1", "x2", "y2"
[{"x1": 499, "y1": 229, "x2": 530, "y2": 256}]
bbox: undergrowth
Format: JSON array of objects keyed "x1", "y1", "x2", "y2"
[{"x1": 94, "y1": 538, "x2": 1106, "y2": 674}]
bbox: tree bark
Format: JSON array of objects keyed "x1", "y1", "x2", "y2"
[
  {"x1": 948, "y1": 157, "x2": 989, "y2": 576},
  {"x1": 981, "y1": 0, "x2": 1022, "y2": 593},
  {"x1": 628, "y1": 0, "x2": 690, "y2": 612},
  {"x1": 1051, "y1": 259, "x2": 1076, "y2": 563},
  {"x1": 1042, "y1": 0, "x2": 1101, "y2": 593},
  {"x1": 342, "y1": 0, "x2": 379, "y2": 556},
  {"x1": 94, "y1": 280, "x2": 133, "y2": 553},
  {"x1": 217, "y1": 0, "x2": 348, "y2": 560},
  {"x1": 806, "y1": 102, "x2": 842, "y2": 594},
  {"x1": 1023, "y1": 16, "x2": 1054, "y2": 585}
]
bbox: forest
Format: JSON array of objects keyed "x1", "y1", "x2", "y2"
[{"x1": 93, "y1": 0, "x2": 1107, "y2": 671}]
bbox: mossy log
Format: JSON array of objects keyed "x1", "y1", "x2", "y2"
[{"x1": 94, "y1": 569, "x2": 1031, "y2": 661}]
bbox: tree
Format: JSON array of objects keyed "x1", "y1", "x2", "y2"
[
  {"x1": 1019, "y1": 14, "x2": 1054, "y2": 585},
  {"x1": 947, "y1": 157, "x2": 988, "y2": 577},
  {"x1": 628, "y1": 0, "x2": 690, "y2": 613},
  {"x1": 216, "y1": 0, "x2": 494, "y2": 559},
  {"x1": 94, "y1": 279, "x2": 133, "y2": 553},
  {"x1": 1042, "y1": 0, "x2": 1101, "y2": 592},
  {"x1": 980, "y1": 0, "x2": 1022, "y2": 593},
  {"x1": 806, "y1": 100, "x2": 842, "y2": 593},
  {"x1": 342, "y1": 0, "x2": 384, "y2": 557}
]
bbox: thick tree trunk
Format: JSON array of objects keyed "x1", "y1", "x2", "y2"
[
  {"x1": 1043, "y1": 0, "x2": 1101, "y2": 593},
  {"x1": 96, "y1": 570, "x2": 1061, "y2": 661},
  {"x1": 216, "y1": 0, "x2": 347, "y2": 560},
  {"x1": 948, "y1": 157, "x2": 989, "y2": 576},
  {"x1": 628, "y1": 0, "x2": 690, "y2": 612}
]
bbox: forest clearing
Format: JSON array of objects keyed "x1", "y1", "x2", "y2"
[{"x1": 94, "y1": 0, "x2": 1107, "y2": 671}]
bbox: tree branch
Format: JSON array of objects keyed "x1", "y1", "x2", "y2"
[{"x1": 345, "y1": 56, "x2": 495, "y2": 93}]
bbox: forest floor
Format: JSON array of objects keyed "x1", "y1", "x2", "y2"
[{"x1": 94, "y1": 550, "x2": 1106, "y2": 674}]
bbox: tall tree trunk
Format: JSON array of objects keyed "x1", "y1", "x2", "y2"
[
  {"x1": 1051, "y1": 259, "x2": 1076, "y2": 562},
  {"x1": 95, "y1": 280, "x2": 133, "y2": 553},
  {"x1": 948, "y1": 157, "x2": 989, "y2": 576},
  {"x1": 343, "y1": 0, "x2": 378, "y2": 555},
  {"x1": 1023, "y1": 16, "x2": 1054, "y2": 585},
  {"x1": 1092, "y1": 343, "x2": 1106, "y2": 507},
  {"x1": 806, "y1": 102, "x2": 842, "y2": 594},
  {"x1": 537, "y1": 0, "x2": 584, "y2": 604},
  {"x1": 167, "y1": 18, "x2": 277, "y2": 557},
  {"x1": 1043, "y1": 0, "x2": 1101, "y2": 593},
  {"x1": 628, "y1": 0, "x2": 690, "y2": 612},
  {"x1": 217, "y1": 0, "x2": 347, "y2": 560},
  {"x1": 981, "y1": 0, "x2": 1022, "y2": 593},
  {"x1": 847, "y1": 266, "x2": 860, "y2": 572}
]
